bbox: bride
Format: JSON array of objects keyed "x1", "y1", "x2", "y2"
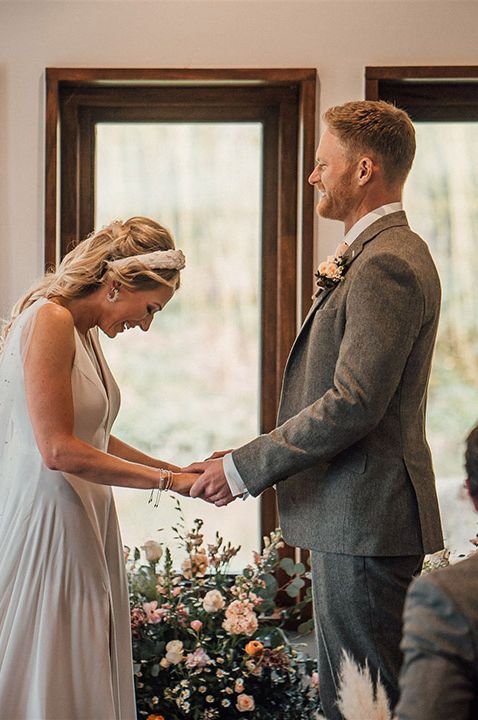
[{"x1": 0, "y1": 217, "x2": 197, "y2": 719}]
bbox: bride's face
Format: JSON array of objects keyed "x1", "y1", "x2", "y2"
[{"x1": 100, "y1": 283, "x2": 175, "y2": 338}]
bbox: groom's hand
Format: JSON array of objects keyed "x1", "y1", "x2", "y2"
[{"x1": 184, "y1": 458, "x2": 235, "y2": 507}]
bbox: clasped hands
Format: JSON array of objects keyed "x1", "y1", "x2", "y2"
[{"x1": 180, "y1": 450, "x2": 236, "y2": 507}]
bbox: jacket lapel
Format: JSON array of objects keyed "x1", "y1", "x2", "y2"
[{"x1": 289, "y1": 211, "x2": 409, "y2": 358}]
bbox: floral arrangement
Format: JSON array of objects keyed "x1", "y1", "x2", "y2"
[
  {"x1": 314, "y1": 253, "x2": 349, "y2": 291},
  {"x1": 126, "y1": 500, "x2": 318, "y2": 719}
]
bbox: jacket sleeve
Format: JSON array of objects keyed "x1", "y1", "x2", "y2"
[
  {"x1": 396, "y1": 574, "x2": 476, "y2": 720},
  {"x1": 232, "y1": 252, "x2": 425, "y2": 495}
]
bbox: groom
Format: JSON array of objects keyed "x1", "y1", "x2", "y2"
[{"x1": 187, "y1": 100, "x2": 443, "y2": 719}]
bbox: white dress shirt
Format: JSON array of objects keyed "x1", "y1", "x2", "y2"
[{"x1": 223, "y1": 202, "x2": 403, "y2": 497}]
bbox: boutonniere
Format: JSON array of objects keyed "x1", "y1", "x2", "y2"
[{"x1": 313, "y1": 252, "x2": 350, "y2": 298}]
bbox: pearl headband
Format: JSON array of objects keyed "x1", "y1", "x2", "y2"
[{"x1": 107, "y1": 249, "x2": 186, "y2": 272}]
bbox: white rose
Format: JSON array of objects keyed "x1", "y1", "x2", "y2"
[
  {"x1": 142, "y1": 540, "x2": 163, "y2": 562},
  {"x1": 165, "y1": 639, "x2": 184, "y2": 665},
  {"x1": 203, "y1": 589, "x2": 225, "y2": 613},
  {"x1": 236, "y1": 693, "x2": 255, "y2": 712}
]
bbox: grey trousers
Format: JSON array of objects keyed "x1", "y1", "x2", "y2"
[{"x1": 311, "y1": 551, "x2": 424, "y2": 720}]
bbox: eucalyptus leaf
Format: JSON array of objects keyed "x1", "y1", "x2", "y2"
[{"x1": 279, "y1": 557, "x2": 295, "y2": 576}]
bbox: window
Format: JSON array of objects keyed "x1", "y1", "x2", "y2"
[
  {"x1": 45, "y1": 68, "x2": 316, "y2": 570},
  {"x1": 366, "y1": 66, "x2": 478, "y2": 555}
]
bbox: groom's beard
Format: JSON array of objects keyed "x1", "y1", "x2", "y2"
[{"x1": 317, "y1": 165, "x2": 357, "y2": 222}]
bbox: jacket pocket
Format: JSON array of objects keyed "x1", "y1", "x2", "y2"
[{"x1": 334, "y1": 448, "x2": 367, "y2": 475}]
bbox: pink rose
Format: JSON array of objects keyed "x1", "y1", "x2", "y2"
[
  {"x1": 236, "y1": 693, "x2": 255, "y2": 712},
  {"x1": 190, "y1": 620, "x2": 203, "y2": 632}
]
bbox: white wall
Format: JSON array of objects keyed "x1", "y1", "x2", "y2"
[{"x1": 1, "y1": 0, "x2": 477, "y2": 315}]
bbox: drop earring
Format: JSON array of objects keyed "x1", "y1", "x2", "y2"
[{"x1": 107, "y1": 283, "x2": 120, "y2": 303}]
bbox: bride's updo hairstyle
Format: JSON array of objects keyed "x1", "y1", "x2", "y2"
[{"x1": 1, "y1": 216, "x2": 181, "y2": 349}]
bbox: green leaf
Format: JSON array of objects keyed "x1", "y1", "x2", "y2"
[
  {"x1": 293, "y1": 562, "x2": 306, "y2": 575},
  {"x1": 279, "y1": 557, "x2": 295, "y2": 576},
  {"x1": 134, "y1": 547, "x2": 140, "y2": 561}
]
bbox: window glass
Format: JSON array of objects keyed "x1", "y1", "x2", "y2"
[
  {"x1": 404, "y1": 122, "x2": 478, "y2": 552},
  {"x1": 96, "y1": 123, "x2": 262, "y2": 569}
]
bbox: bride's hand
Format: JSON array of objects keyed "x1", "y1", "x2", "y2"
[{"x1": 171, "y1": 472, "x2": 201, "y2": 496}]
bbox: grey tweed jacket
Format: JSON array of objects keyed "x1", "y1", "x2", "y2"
[
  {"x1": 397, "y1": 552, "x2": 478, "y2": 719},
  {"x1": 232, "y1": 211, "x2": 443, "y2": 555}
]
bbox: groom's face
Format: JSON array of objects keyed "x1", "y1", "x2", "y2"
[{"x1": 309, "y1": 129, "x2": 358, "y2": 222}]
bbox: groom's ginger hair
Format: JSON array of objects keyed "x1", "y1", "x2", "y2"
[{"x1": 323, "y1": 100, "x2": 416, "y2": 187}]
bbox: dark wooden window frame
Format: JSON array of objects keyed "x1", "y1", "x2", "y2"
[
  {"x1": 45, "y1": 68, "x2": 317, "y2": 561},
  {"x1": 366, "y1": 66, "x2": 478, "y2": 120}
]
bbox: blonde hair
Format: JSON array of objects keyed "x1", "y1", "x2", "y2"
[
  {"x1": 323, "y1": 100, "x2": 416, "y2": 186},
  {"x1": 1, "y1": 216, "x2": 180, "y2": 350}
]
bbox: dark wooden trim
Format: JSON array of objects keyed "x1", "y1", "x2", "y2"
[
  {"x1": 46, "y1": 67, "x2": 316, "y2": 85},
  {"x1": 366, "y1": 66, "x2": 478, "y2": 81},
  {"x1": 365, "y1": 66, "x2": 478, "y2": 122},
  {"x1": 45, "y1": 72, "x2": 59, "y2": 269},
  {"x1": 78, "y1": 107, "x2": 96, "y2": 241},
  {"x1": 365, "y1": 77, "x2": 379, "y2": 102},
  {"x1": 298, "y1": 76, "x2": 316, "y2": 323}
]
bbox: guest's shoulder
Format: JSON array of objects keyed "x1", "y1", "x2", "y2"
[{"x1": 409, "y1": 553, "x2": 478, "y2": 618}]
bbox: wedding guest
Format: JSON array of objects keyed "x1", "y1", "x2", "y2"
[
  {"x1": 185, "y1": 101, "x2": 443, "y2": 719},
  {"x1": 0, "y1": 217, "x2": 197, "y2": 719},
  {"x1": 396, "y1": 425, "x2": 478, "y2": 720}
]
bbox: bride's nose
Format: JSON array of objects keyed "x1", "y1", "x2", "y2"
[{"x1": 140, "y1": 315, "x2": 153, "y2": 332}]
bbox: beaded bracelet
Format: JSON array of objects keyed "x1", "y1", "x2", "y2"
[{"x1": 148, "y1": 468, "x2": 174, "y2": 507}]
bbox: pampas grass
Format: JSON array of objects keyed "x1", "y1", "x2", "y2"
[{"x1": 315, "y1": 651, "x2": 396, "y2": 720}]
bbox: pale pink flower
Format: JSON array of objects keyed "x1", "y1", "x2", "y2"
[
  {"x1": 143, "y1": 601, "x2": 163, "y2": 624},
  {"x1": 190, "y1": 620, "x2": 203, "y2": 632},
  {"x1": 203, "y1": 589, "x2": 225, "y2": 613},
  {"x1": 181, "y1": 550, "x2": 209, "y2": 578},
  {"x1": 236, "y1": 693, "x2": 255, "y2": 712},
  {"x1": 185, "y1": 646, "x2": 211, "y2": 669},
  {"x1": 223, "y1": 600, "x2": 258, "y2": 636}
]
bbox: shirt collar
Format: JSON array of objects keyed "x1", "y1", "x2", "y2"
[{"x1": 344, "y1": 202, "x2": 403, "y2": 248}]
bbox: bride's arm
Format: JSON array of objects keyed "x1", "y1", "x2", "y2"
[
  {"x1": 24, "y1": 303, "x2": 193, "y2": 494},
  {"x1": 107, "y1": 435, "x2": 180, "y2": 472}
]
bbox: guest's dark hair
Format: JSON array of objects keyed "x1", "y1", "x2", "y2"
[{"x1": 465, "y1": 425, "x2": 478, "y2": 498}]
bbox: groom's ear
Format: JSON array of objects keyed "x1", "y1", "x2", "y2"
[{"x1": 356, "y1": 156, "x2": 373, "y2": 186}]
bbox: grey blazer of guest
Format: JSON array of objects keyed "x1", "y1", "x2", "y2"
[
  {"x1": 232, "y1": 211, "x2": 443, "y2": 556},
  {"x1": 397, "y1": 553, "x2": 478, "y2": 720}
]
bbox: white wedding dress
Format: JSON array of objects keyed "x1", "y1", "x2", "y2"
[{"x1": 0, "y1": 299, "x2": 136, "y2": 720}]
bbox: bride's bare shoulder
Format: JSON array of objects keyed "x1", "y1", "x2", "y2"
[
  {"x1": 35, "y1": 301, "x2": 74, "y2": 330},
  {"x1": 27, "y1": 301, "x2": 76, "y2": 355}
]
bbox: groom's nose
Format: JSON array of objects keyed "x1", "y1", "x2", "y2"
[{"x1": 308, "y1": 166, "x2": 319, "y2": 185}]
